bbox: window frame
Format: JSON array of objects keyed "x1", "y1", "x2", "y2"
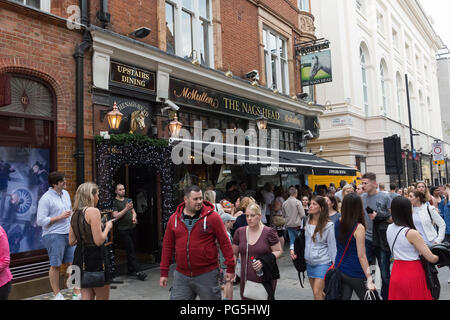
[
  {"x1": 396, "y1": 74, "x2": 402, "y2": 123},
  {"x1": 165, "y1": 0, "x2": 214, "y2": 68},
  {"x1": 298, "y1": 0, "x2": 310, "y2": 12},
  {"x1": 263, "y1": 28, "x2": 290, "y2": 95},
  {"x1": 380, "y1": 62, "x2": 387, "y2": 116},
  {"x1": 11, "y1": 0, "x2": 51, "y2": 12},
  {"x1": 360, "y1": 47, "x2": 369, "y2": 116}
]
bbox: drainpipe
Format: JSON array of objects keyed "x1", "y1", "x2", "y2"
[
  {"x1": 73, "y1": 0, "x2": 91, "y2": 187},
  {"x1": 97, "y1": 0, "x2": 110, "y2": 28}
]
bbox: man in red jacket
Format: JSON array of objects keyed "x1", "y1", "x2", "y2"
[{"x1": 160, "y1": 185, "x2": 235, "y2": 300}]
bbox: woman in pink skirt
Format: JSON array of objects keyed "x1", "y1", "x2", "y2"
[{"x1": 387, "y1": 197, "x2": 439, "y2": 300}]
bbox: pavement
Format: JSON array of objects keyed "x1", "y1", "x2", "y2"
[{"x1": 25, "y1": 249, "x2": 450, "y2": 300}]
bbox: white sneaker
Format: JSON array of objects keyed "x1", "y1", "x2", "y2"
[
  {"x1": 72, "y1": 293, "x2": 81, "y2": 300},
  {"x1": 448, "y1": 277, "x2": 450, "y2": 284},
  {"x1": 53, "y1": 292, "x2": 65, "y2": 300}
]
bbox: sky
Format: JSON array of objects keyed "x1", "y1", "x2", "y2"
[{"x1": 419, "y1": 0, "x2": 450, "y2": 48}]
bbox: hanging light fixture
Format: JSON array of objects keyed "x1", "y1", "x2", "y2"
[
  {"x1": 168, "y1": 113, "x2": 183, "y2": 138},
  {"x1": 106, "y1": 101, "x2": 123, "y2": 131},
  {"x1": 256, "y1": 115, "x2": 268, "y2": 130}
]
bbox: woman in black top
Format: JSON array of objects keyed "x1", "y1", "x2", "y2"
[{"x1": 69, "y1": 182, "x2": 113, "y2": 300}]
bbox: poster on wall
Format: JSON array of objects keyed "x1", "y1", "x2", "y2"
[
  {"x1": 301, "y1": 50, "x2": 333, "y2": 87},
  {"x1": 0, "y1": 146, "x2": 50, "y2": 254}
]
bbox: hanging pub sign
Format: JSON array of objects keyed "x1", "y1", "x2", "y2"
[
  {"x1": 110, "y1": 61, "x2": 156, "y2": 92},
  {"x1": 169, "y1": 78, "x2": 305, "y2": 131},
  {"x1": 109, "y1": 96, "x2": 152, "y2": 135},
  {"x1": 301, "y1": 50, "x2": 333, "y2": 87}
]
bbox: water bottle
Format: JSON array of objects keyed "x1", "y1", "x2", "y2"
[{"x1": 251, "y1": 256, "x2": 264, "y2": 277}]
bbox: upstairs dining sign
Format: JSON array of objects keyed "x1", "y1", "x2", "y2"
[
  {"x1": 110, "y1": 61, "x2": 156, "y2": 92},
  {"x1": 169, "y1": 78, "x2": 310, "y2": 131}
]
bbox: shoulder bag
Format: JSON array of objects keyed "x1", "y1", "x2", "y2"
[
  {"x1": 426, "y1": 205, "x2": 439, "y2": 233},
  {"x1": 243, "y1": 227, "x2": 269, "y2": 300},
  {"x1": 272, "y1": 215, "x2": 285, "y2": 227},
  {"x1": 76, "y1": 208, "x2": 106, "y2": 289},
  {"x1": 324, "y1": 223, "x2": 358, "y2": 300}
]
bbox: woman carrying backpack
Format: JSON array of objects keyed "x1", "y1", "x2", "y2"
[
  {"x1": 334, "y1": 193, "x2": 376, "y2": 300},
  {"x1": 304, "y1": 196, "x2": 337, "y2": 300}
]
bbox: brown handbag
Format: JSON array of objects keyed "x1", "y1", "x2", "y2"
[{"x1": 272, "y1": 215, "x2": 286, "y2": 227}]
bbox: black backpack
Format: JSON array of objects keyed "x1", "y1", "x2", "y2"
[
  {"x1": 324, "y1": 266, "x2": 342, "y2": 300},
  {"x1": 293, "y1": 217, "x2": 307, "y2": 287}
]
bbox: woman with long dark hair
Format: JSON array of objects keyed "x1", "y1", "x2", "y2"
[
  {"x1": 304, "y1": 196, "x2": 336, "y2": 300},
  {"x1": 325, "y1": 193, "x2": 341, "y2": 225},
  {"x1": 334, "y1": 193, "x2": 376, "y2": 300},
  {"x1": 387, "y1": 197, "x2": 439, "y2": 300}
]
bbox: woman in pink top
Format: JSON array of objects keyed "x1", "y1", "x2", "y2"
[{"x1": 0, "y1": 225, "x2": 13, "y2": 300}]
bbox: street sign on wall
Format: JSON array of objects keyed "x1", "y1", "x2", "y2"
[{"x1": 432, "y1": 143, "x2": 445, "y2": 165}]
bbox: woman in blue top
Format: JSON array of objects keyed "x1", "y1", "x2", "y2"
[
  {"x1": 334, "y1": 193, "x2": 376, "y2": 300},
  {"x1": 304, "y1": 196, "x2": 336, "y2": 300}
]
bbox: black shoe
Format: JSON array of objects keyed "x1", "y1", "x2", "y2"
[
  {"x1": 127, "y1": 272, "x2": 138, "y2": 277},
  {"x1": 137, "y1": 272, "x2": 147, "y2": 281}
]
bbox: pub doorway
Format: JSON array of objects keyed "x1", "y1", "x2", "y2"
[{"x1": 113, "y1": 164, "x2": 160, "y2": 272}]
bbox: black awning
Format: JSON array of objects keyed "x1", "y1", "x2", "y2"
[{"x1": 171, "y1": 139, "x2": 356, "y2": 176}]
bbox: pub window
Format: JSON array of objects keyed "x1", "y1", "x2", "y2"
[
  {"x1": 165, "y1": 2, "x2": 176, "y2": 54},
  {"x1": 0, "y1": 74, "x2": 55, "y2": 265},
  {"x1": 263, "y1": 28, "x2": 289, "y2": 95},
  {"x1": 10, "y1": 0, "x2": 51, "y2": 12},
  {"x1": 165, "y1": 0, "x2": 214, "y2": 67}
]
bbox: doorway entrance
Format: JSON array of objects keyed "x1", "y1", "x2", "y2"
[{"x1": 113, "y1": 164, "x2": 160, "y2": 271}]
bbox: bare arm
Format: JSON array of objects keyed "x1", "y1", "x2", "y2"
[
  {"x1": 112, "y1": 202, "x2": 133, "y2": 220},
  {"x1": 85, "y1": 207, "x2": 113, "y2": 247},
  {"x1": 407, "y1": 229, "x2": 439, "y2": 264},
  {"x1": 354, "y1": 224, "x2": 376, "y2": 289},
  {"x1": 68, "y1": 226, "x2": 77, "y2": 246},
  {"x1": 232, "y1": 243, "x2": 240, "y2": 261},
  {"x1": 271, "y1": 242, "x2": 283, "y2": 259}
]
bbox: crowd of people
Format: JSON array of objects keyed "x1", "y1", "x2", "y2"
[
  {"x1": 160, "y1": 176, "x2": 450, "y2": 301},
  {"x1": 0, "y1": 172, "x2": 148, "y2": 300},
  {"x1": 1, "y1": 172, "x2": 450, "y2": 301}
]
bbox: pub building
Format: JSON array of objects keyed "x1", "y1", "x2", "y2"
[{"x1": 90, "y1": 26, "x2": 356, "y2": 268}]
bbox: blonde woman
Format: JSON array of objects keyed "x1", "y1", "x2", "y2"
[
  {"x1": 232, "y1": 204, "x2": 282, "y2": 300},
  {"x1": 231, "y1": 197, "x2": 256, "y2": 235},
  {"x1": 342, "y1": 184, "x2": 355, "y2": 197},
  {"x1": 69, "y1": 182, "x2": 113, "y2": 300},
  {"x1": 204, "y1": 190, "x2": 225, "y2": 216}
]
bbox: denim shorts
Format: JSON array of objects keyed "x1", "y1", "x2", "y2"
[
  {"x1": 306, "y1": 262, "x2": 332, "y2": 279},
  {"x1": 42, "y1": 234, "x2": 75, "y2": 267}
]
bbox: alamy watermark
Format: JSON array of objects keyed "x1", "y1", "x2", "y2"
[
  {"x1": 170, "y1": 121, "x2": 281, "y2": 175},
  {"x1": 66, "y1": 5, "x2": 82, "y2": 30}
]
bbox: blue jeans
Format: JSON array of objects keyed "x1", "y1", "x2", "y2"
[
  {"x1": 374, "y1": 246, "x2": 391, "y2": 300},
  {"x1": 365, "y1": 240, "x2": 375, "y2": 265},
  {"x1": 287, "y1": 228, "x2": 299, "y2": 250}
]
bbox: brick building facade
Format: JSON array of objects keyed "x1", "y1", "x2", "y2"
[{"x1": 0, "y1": 0, "x2": 335, "y2": 299}]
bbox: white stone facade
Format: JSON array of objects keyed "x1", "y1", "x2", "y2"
[{"x1": 309, "y1": 0, "x2": 448, "y2": 185}]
